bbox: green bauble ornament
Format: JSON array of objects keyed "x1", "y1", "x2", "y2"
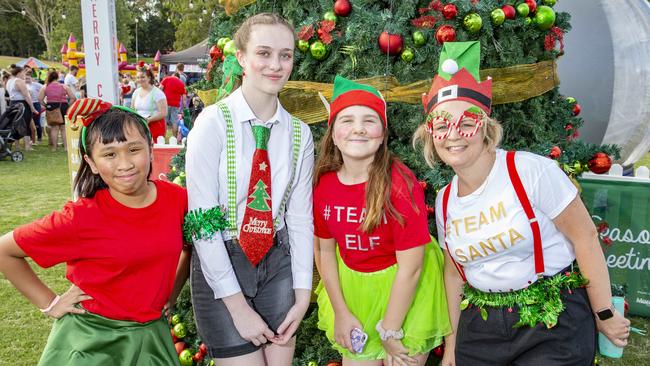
[
  {"x1": 310, "y1": 41, "x2": 328, "y2": 60},
  {"x1": 216, "y1": 37, "x2": 231, "y2": 50},
  {"x1": 307, "y1": 362, "x2": 318, "y2": 366},
  {"x1": 179, "y1": 349, "x2": 194, "y2": 366},
  {"x1": 223, "y1": 40, "x2": 237, "y2": 56},
  {"x1": 298, "y1": 40, "x2": 309, "y2": 52},
  {"x1": 463, "y1": 13, "x2": 483, "y2": 33},
  {"x1": 324, "y1": 11, "x2": 337, "y2": 22},
  {"x1": 413, "y1": 31, "x2": 426, "y2": 47},
  {"x1": 534, "y1": 5, "x2": 556, "y2": 30},
  {"x1": 516, "y1": 3, "x2": 530, "y2": 17},
  {"x1": 544, "y1": 0, "x2": 556, "y2": 6},
  {"x1": 172, "y1": 176, "x2": 183, "y2": 186},
  {"x1": 566, "y1": 96, "x2": 577, "y2": 104},
  {"x1": 491, "y1": 9, "x2": 506, "y2": 26},
  {"x1": 401, "y1": 48, "x2": 414, "y2": 62},
  {"x1": 171, "y1": 314, "x2": 181, "y2": 326},
  {"x1": 173, "y1": 323, "x2": 187, "y2": 339},
  {"x1": 524, "y1": 17, "x2": 532, "y2": 26}
]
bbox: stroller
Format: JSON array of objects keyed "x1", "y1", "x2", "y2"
[{"x1": 0, "y1": 102, "x2": 27, "y2": 162}]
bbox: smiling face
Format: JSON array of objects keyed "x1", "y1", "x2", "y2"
[
  {"x1": 332, "y1": 105, "x2": 385, "y2": 164},
  {"x1": 431, "y1": 100, "x2": 488, "y2": 171},
  {"x1": 84, "y1": 123, "x2": 152, "y2": 205},
  {"x1": 236, "y1": 24, "x2": 295, "y2": 96},
  {"x1": 135, "y1": 71, "x2": 151, "y2": 87}
]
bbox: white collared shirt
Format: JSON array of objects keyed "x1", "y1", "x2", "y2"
[{"x1": 186, "y1": 88, "x2": 315, "y2": 299}]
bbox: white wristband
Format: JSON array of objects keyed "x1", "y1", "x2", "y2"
[
  {"x1": 375, "y1": 320, "x2": 404, "y2": 341},
  {"x1": 39, "y1": 295, "x2": 60, "y2": 314}
]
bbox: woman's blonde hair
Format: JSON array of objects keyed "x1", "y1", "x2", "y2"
[
  {"x1": 413, "y1": 110, "x2": 503, "y2": 168},
  {"x1": 234, "y1": 13, "x2": 296, "y2": 52},
  {"x1": 314, "y1": 118, "x2": 418, "y2": 233}
]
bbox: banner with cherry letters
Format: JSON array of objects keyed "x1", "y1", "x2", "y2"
[{"x1": 579, "y1": 177, "x2": 650, "y2": 317}]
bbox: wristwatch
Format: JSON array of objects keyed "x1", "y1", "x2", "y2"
[{"x1": 595, "y1": 305, "x2": 615, "y2": 321}]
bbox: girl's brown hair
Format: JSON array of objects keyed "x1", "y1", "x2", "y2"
[
  {"x1": 75, "y1": 109, "x2": 152, "y2": 198},
  {"x1": 314, "y1": 121, "x2": 417, "y2": 233},
  {"x1": 137, "y1": 67, "x2": 155, "y2": 85},
  {"x1": 46, "y1": 70, "x2": 59, "y2": 84},
  {"x1": 234, "y1": 13, "x2": 296, "y2": 52}
]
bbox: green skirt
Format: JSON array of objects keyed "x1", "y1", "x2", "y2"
[
  {"x1": 316, "y1": 239, "x2": 451, "y2": 360},
  {"x1": 38, "y1": 311, "x2": 179, "y2": 366}
]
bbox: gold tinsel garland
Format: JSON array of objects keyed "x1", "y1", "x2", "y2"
[{"x1": 197, "y1": 60, "x2": 558, "y2": 124}]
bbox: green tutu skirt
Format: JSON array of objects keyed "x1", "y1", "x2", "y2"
[
  {"x1": 38, "y1": 311, "x2": 178, "y2": 365},
  {"x1": 316, "y1": 238, "x2": 451, "y2": 360}
]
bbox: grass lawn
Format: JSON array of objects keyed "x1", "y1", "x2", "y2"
[
  {"x1": 0, "y1": 55, "x2": 66, "y2": 71},
  {"x1": 0, "y1": 144, "x2": 648, "y2": 365}
]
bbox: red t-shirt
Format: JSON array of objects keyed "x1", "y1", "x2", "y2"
[
  {"x1": 160, "y1": 76, "x2": 186, "y2": 107},
  {"x1": 13, "y1": 180, "x2": 187, "y2": 323},
  {"x1": 314, "y1": 163, "x2": 431, "y2": 272}
]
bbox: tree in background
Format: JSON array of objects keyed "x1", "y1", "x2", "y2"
[
  {"x1": 161, "y1": 0, "x2": 221, "y2": 50},
  {"x1": 0, "y1": 11, "x2": 46, "y2": 57},
  {"x1": 0, "y1": 0, "x2": 59, "y2": 56},
  {"x1": 167, "y1": 1, "x2": 619, "y2": 365}
]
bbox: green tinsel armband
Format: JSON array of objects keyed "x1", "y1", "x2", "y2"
[
  {"x1": 182, "y1": 207, "x2": 229, "y2": 244},
  {"x1": 460, "y1": 270, "x2": 589, "y2": 329}
]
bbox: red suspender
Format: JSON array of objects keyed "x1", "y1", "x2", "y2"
[
  {"x1": 440, "y1": 151, "x2": 546, "y2": 283},
  {"x1": 506, "y1": 151, "x2": 545, "y2": 277},
  {"x1": 442, "y1": 184, "x2": 467, "y2": 282}
]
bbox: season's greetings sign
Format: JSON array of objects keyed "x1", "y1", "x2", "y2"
[{"x1": 579, "y1": 177, "x2": 650, "y2": 316}]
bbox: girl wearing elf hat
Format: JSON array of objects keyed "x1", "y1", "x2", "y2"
[
  {"x1": 413, "y1": 41, "x2": 631, "y2": 365},
  {"x1": 314, "y1": 75, "x2": 451, "y2": 365},
  {"x1": 184, "y1": 13, "x2": 314, "y2": 366},
  {"x1": 0, "y1": 98, "x2": 190, "y2": 364}
]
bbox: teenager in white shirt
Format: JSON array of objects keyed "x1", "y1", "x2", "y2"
[
  {"x1": 413, "y1": 42, "x2": 631, "y2": 366},
  {"x1": 184, "y1": 13, "x2": 314, "y2": 366}
]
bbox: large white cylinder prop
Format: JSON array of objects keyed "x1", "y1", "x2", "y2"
[
  {"x1": 557, "y1": 0, "x2": 650, "y2": 166},
  {"x1": 80, "y1": 0, "x2": 119, "y2": 104}
]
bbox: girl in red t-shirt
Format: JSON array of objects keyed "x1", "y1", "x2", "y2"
[
  {"x1": 0, "y1": 99, "x2": 189, "y2": 365},
  {"x1": 313, "y1": 76, "x2": 451, "y2": 365}
]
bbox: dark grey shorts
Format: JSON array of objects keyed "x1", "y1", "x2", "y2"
[
  {"x1": 190, "y1": 228, "x2": 295, "y2": 359},
  {"x1": 455, "y1": 286, "x2": 596, "y2": 366}
]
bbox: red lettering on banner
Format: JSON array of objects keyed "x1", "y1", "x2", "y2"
[
  {"x1": 93, "y1": 20, "x2": 98, "y2": 34},
  {"x1": 97, "y1": 84, "x2": 103, "y2": 98},
  {"x1": 94, "y1": 36, "x2": 100, "y2": 50},
  {"x1": 92, "y1": 3, "x2": 97, "y2": 17},
  {"x1": 95, "y1": 52, "x2": 100, "y2": 66}
]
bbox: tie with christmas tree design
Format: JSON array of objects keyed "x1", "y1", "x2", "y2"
[{"x1": 239, "y1": 125, "x2": 274, "y2": 266}]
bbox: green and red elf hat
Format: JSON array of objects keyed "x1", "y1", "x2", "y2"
[
  {"x1": 328, "y1": 75, "x2": 388, "y2": 126},
  {"x1": 422, "y1": 41, "x2": 492, "y2": 115}
]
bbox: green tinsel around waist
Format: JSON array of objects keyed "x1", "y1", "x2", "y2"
[{"x1": 460, "y1": 269, "x2": 589, "y2": 329}]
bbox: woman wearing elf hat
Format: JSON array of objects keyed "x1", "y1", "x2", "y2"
[
  {"x1": 184, "y1": 13, "x2": 314, "y2": 365},
  {"x1": 413, "y1": 41, "x2": 631, "y2": 365},
  {"x1": 0, "y1": 98, "x2": 189, "y2": 364},
  {"x1": 314, "y1": 75, "x2": 451, "y2": 365}
]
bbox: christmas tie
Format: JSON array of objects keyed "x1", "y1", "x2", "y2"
[{"x1": 239, "y1": 125, "x2": 275, "y2": 266}]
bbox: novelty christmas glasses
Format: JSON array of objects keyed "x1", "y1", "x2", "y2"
[{"x1": 425, "y1": 109, "x2": 484, "y2": 140}]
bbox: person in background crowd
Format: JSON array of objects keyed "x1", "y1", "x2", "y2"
[
  {"x1": 64, "y1": 65, "x2": 80, "y2": 98},
  {"x1": 25, "y1": 75, "x2": 44, "y2": 144},
  {"x1": 6, "y1": 65, "x2": 38, "y2": 150},
  {"x1": 39, "y1": 70, "x2": 76, "y2": 152},
  {"x1": 121, "y1": 74, "x2": 136, "y2": 108},
  {"x1": 175, "y1": 63, "x2": 187, "y2": 86},
  {"x1": 132, "y1": 67, "x2": 167, "y2": 142},
  {"x1": 160, "y1": 71, "x2": 186, "y2": 138}
]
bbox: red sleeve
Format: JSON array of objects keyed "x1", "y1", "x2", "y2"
[
  {"x1": 390, "y1": 166, "x2": 431, "y2": 251},
  {"x1": 160, "y1": 78, "x2": 167, "y2": 90},
  {"x1": 12, "y1": 203, "x2": 80, "y2": 268},
  {"x1": 313, "y1": 184, "x2": 332, "y2": 239}
]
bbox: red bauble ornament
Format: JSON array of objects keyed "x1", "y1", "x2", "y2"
[
  {"x1": 433, "y1": 344, "x2": 445, "y2": 358},
  {"x1": 549, "y1": 146, "x2": 561, "y2": 159},
  {"x1": 502, "y1": 5, "x2": 516, "y2": 19},
  {"x1": 199, "y1": 343, "x2": 208, "y2": 356},
  {"x1": 193, "y1": 352, "x2": 204, "y2": 362},
  {"x1": 602, "y1": 237, "x2": 613, "y2": 246},
  {"x1": 334, "y1": 0, "x2": 352, "y2": 17},
  {"x1": 418, "y1": 180, "x2": 428, "y2": 190},
  {"x1": 588, "y1": 152, "x2": 612, "y2": 174},
  {"x1": 442, "y1": 4, "x2": 458, "y2": 20},
  {"x1": 572, "y1": 103, "x2": 581, "y2": 116},
  {"x1": 378, "y1": 31, "x2": 403, "y2": 55},
  {"x1": 435, "y1": 25, "x2": 456, "y2": 44},
  {"x1": 426, "y1": 205, "x2": 435, "y2": 216},
  {"x1": 174, "y1": 341, "x2": 186, "y2": 355},
  {"x1": 525, "y1": 0, "x2": 537, "y2": 13}
]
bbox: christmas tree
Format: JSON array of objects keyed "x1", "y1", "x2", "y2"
[
  {"x1": 168, "y1": 1, "x2": 619, "y2": 365},
  {"x1": 248, "y1": 180, "x2": 272, "y2": 211}
]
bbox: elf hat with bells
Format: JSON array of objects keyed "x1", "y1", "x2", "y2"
[{"x1": 422, "y1": 41, "x2": 492, "y2": 115}]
